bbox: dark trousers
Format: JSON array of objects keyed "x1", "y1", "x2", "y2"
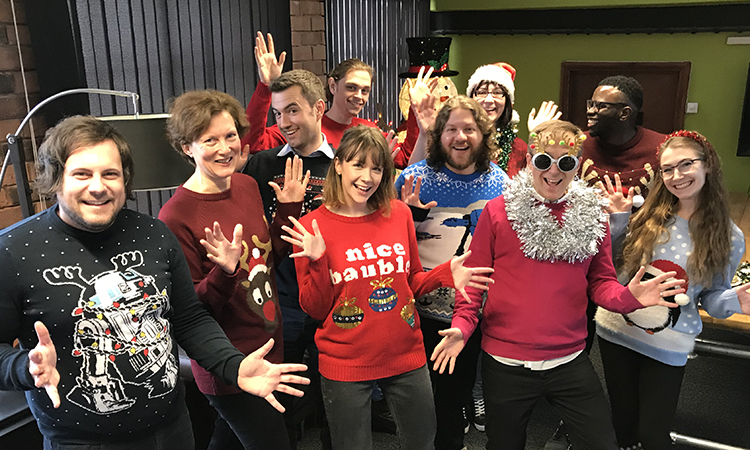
[
  {"x1": 482, "y1": 350, "x2": 618, "y2": 450},
  {"x1": 43, "y1": 404, "x2": 194, "y2": 450},
  {"x1": 205, "y1": 392, "x2": 290, "y2": 450},
  {"x1": 598, "y1": 337, "x2": 685, "y2": 450},
  {"x1": 421, "y1": 315, "x2": 482, "y2": 450},
  {"x1": 321, "y1": 365, "x2": 436, "y2": 450}
]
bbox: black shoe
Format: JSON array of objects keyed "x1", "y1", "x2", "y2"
[
  {"x1": 462, "y1": 405, "x2": 470, "y2": 434},
  {"x1": 472, "y1": 397, "x2": 486, "y2": 432},
  {"x1": 544, "y1": 421, "x2": 572, "y2": 450},
  {"x1": 371, "y1": 399, "x2": 397, "y2": 435}
]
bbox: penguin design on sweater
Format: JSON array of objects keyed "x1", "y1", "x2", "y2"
[{"x1": 622, "y1": 259, "x2": 689, "y2": 335}]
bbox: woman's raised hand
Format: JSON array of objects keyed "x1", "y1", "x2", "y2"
[
  {"x1": 450, "y1": 250, "x2": 495, "y2": 303},
  {"x1": 281, "y1": 217, "x2": 326, "y2": 261},
  {"x1": 527, "y1": 101, "x2": 562, "y2": 132},
  {"x1": 271, "y1": 155, "x2": 310, "y2": 204},
  {"x1": 627, "y1": 267, "x2": 686, "y2": 308},
  {"x1": 201, "y1": 222, "x2": 243, "y2": 274}
]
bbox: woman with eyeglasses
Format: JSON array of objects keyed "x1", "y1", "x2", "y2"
[
  {"x1": 430, "y1": 120, "x2": 684, "y2": 450},
  {"x1": 466, "y1": 63, "x2": 561, "y2": 177},
  {"x1": 159, "y1": 90, "x2": 310, "y2": 449},
  {"x1": 596, "y1": 130, "x2": 750, "y2": 450}
]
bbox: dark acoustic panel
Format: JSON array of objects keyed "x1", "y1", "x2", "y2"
[
  {"x1": 326, "y1": 0, "x2": 430, "y2": 128},
  {"x1": 27, "y1": 1, "x2": 291, "y2": 121}
]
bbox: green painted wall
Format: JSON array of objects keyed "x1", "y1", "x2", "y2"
[
  {"x1": 432, "y1": 0, "x2": 749, "y2": 11},
  {"x1": 433, "y1": 31, "x2": 750, "y2": 193},
  {"x1": 431, "y1": 1, "x2": 750, "y2": 193}
]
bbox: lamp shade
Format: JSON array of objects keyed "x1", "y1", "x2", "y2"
[{"x1": 100, "y1": 114, "x2": 194, "y2": 190}]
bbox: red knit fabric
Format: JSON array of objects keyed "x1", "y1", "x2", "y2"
[
  {"x1": 452, "y1": 195, "x2": 642, "y2": 362},
  {"x1": 241, "y1": 82, "x2": 417, "y2": 168},
  {"x1": 294, "y1": 200, "x2": 454, "y2": 382},
  {"x1": 580, "y1": 127, "x2": 665, "y2": 196},
  {"x1": 504, "y1": 137, "x2": 528, "y2": 178},
  {"x1": 160, "y1": 173, "x2": 301, "y2": 395}
]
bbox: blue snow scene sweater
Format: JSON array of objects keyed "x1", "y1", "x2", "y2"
[{"x1": 395, "y1": 160, "x2": 509, "y2": 322}]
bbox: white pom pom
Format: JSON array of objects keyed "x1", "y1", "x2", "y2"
[
  {"x1": 632, "y1": 195, "x2": 644, "y2": 208},
  {"x1": 674, "y1": 294, "x2": 689, "y2": 306}
]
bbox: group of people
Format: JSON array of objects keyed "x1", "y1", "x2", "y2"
[{"x1": 1, "y1": 29, "x2": 749, "y2": 450}]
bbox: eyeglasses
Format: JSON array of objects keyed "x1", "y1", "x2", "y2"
[
  {"x1": 586, "y1": 100, "x2": 629, "y2": 111},
  {"x1": 473, "y1": 89, "x2": 505, "y2": 100},
  {"x1": 660, "y1": 158, "x2": 703, "y2": 179},
  {"x1": 531, "y1": 152, "x2": 580, "y2": 173}
]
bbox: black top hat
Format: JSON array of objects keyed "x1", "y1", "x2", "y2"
[{"x1": 399, "y1": 37, "x2": 459, "y2": 78}]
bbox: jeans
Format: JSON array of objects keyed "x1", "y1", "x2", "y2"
[
  {"x1": 205, "y1": 391, "x2": 290, "y2": 450},
  {"x1": 598, "y1": 337, "x2": 685, "y2": 450},
  {"x1": 43, "y1": 404, "x2": 194, "y2": 450},
  {"x1": 482, "y1": 350, "x2": 618, "y2": 450},
  {"x1": 421, "y1": 316, "x2": 482, "y2": 450},
  {"x1": 321, "y1": 365, "x2": 436, "y2": 450}
]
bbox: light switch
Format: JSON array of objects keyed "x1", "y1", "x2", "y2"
[{"x1": 686, "y1": 102, "x2": 698, "y2": 114}]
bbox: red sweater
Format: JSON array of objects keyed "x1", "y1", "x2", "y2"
[
  {"x1": 580, "y1": 127, "x2": 665, "y2": 197},
  {"x1": 452, "y1": 194, "x2": 642, "y2": 362},
  {"x1": 159, "y1": 173, "x2": 301, "y2": 395},
  {"x1": 294, "y1": 200, "x2": 454, "y2": 382},
  {"x1": 504, "y1": 136, "x2": 528, "y2": 178},
  {"x1": 242, "y1": 82, "x2": 416, "y2": 168}
]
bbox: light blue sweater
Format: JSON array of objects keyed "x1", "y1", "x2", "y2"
[{"x1": 596, "y1": 213, "x2": 745, "y2": 366}]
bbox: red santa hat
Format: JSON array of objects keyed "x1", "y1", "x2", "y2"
[
  {"x1": 647, "y1": 259, "x2": 690, "y2": 306},
  {"x1": 466, "y1": 62, "x2": 516, "y2": 104}
]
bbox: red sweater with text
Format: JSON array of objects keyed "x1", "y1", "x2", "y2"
[
  {"x1": 294, "y1": 200, "x2": 454, "y2": 381},
  {"x1": 159, "y1": 173, "x2": 301, "y2": 395},
  {"x1": 242, "y1": 81, "x2": 416, "y2": 168},
  {"x1": 452, "y1": 195, "x2": 642, "y2": 361}
]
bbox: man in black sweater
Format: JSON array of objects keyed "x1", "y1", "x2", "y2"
[{"x1": 0, "y1": 116, "x2": 308, "y2": 449}]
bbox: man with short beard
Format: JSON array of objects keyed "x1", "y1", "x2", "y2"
[
  {"x1": 395, "y1": 95, "x2": 509, "y2": 450},
  {"x1": 580, "y1": 75, "x2": 665, "y2": 199},
  {"x1": 0, "y1": 115, "x2": 308, "y2": 450}
]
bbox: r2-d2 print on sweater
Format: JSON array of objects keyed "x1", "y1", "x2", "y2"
[{"x1": 43, "y1": 251, "x2": 178, "y2": 414}]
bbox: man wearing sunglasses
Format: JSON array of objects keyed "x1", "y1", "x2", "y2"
[
  {"x1": 545, "y1": 75, "x2": 667, "y2": 450},
  {"x1": 431, "y1": 119, "x2": 683, "y2": 450},
  {"x1": 580, "y1": 75, "x2": 665, "y2": 199}
]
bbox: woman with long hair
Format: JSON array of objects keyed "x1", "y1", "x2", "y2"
[
  {"x1": 159, "y1": 89, "x2": 310, "y2": 449},
  {"x1": 596, "y1": 130, "x2": 750, "y2": 450},
  {"x1": 282, "y1": 125, "x2": 493, "y2": 449}
]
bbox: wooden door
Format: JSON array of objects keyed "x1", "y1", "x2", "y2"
[{"x1": 560, "y1": 61, "x2": 691, "y2": 134}]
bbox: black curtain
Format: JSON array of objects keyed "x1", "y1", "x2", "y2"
[
  {"x1": 325, "y1": 0, "x2": 429, "y2": 128},
  {"x1": 26, "y1": 0, "x2": 291, "y2": 120}
]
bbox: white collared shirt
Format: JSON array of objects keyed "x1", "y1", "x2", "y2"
[
  {"x1": 490, "y1": 350, "x2": 583, "y2": 371},
  {"x1": 276, "y1": 134, "x2": 334, "y2": 159}
]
